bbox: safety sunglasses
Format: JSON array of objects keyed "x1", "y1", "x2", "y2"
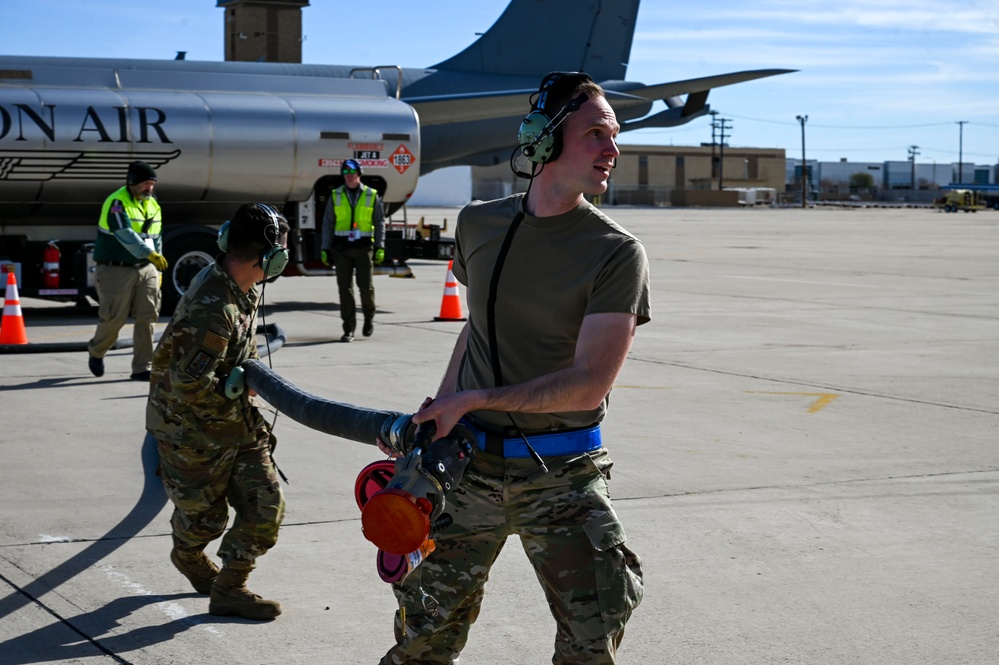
[{"x1": 343, "y1": 168, "x2": 359, "y2": 175}]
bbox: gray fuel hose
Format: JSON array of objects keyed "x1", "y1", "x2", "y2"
[{"x1": 241, "y1": 358, "x2": 411, "y2": 447}]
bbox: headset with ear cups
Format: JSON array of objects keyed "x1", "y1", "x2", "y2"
[
  {"x1": 217, "y1": 203, "x2": 290, "y2": 279},
  {"x1": 516, "y1": 71, "x2": 593, "y2": 165}
]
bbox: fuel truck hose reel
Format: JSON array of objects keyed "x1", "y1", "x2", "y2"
[{"x1": 241, "y1": 359, "x2": 476, "y2": 555}]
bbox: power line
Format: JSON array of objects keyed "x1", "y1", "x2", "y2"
[
  {"x1": 723, "y1": 115, "x2": 972, "y2": 130},
  {"x1": 806, "y1": 145, "x2": 997, "y2": 159}
]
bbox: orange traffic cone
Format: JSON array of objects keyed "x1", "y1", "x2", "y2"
[
  {"x1": 1, "y1": 271, "x2": 28, "y2": 345},
  {"x1": 434, "y1": 260, "x2": 466, "y2": 322}
]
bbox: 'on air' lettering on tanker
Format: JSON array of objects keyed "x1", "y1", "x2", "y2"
[{"x1": 0, "y1": 103, "x2": 172, "y2": 144}]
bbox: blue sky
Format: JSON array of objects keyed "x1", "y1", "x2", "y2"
[{"x1": 2, "y1": 0, "x2": 997, "y2": 169}]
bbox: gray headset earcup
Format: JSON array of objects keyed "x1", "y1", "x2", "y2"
[
  {"x1": 217, "y1": 221, "x2": 230, "y2": 252},
  {"x1": 517, "y1": 111, "x2": 559, "y2": 164},
  {"x1": 260, "y1": 247, "x2": 289, "y2": 279}
]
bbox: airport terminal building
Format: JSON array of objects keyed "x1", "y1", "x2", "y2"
[{"x1": 786, "y1": 158, "x2": 998, "y2": 204}]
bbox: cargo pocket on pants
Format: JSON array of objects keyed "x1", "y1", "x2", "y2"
[{"x1": 583, "y1": 509, "x2": 644, "y2": 637}]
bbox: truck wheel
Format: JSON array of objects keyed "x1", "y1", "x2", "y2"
[{"x1": 162, "y1": 231, "x2": 218, "y2": 315}]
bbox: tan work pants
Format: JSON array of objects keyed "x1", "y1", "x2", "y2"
[{"x1": 88, "y1": 263, "x2": 161, "y2": 374}]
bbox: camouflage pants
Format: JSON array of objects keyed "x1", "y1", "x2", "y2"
[
  {"x1": 381, "y1": 448, "x2": 643, "y2": 665},
  {"x1": 156, "y1": 420, "x2": 285, "y2": 570}
]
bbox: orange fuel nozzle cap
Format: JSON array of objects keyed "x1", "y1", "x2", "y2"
[{"x1": 361, "y1": 488, "x2": 431, "y2": 555}]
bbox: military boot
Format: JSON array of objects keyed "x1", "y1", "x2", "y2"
[
  {"x1": 170, "y1": 547, "x2": 220, "y2": 594},
  {"x1": 209, "y1": 568, "x2": 282, "y2": 620}
]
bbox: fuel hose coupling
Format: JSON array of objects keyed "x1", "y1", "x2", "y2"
[{"x1": 360, "y1": 422, "x2": 475, "y2": 555}]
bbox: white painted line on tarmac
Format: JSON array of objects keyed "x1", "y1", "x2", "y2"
[
  {"x1": 99, "y1": 565, "x2": 224, "y2": 636},
  {"x1": 38, "y1": 534, "x2": 73, "y2": 543}
]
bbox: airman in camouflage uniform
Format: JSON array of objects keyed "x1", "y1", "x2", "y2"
[
  {"x1": 147, "y1": 203, "x2": 289, "y2": 621},
  {"x1": 381, "y1": 74, "x2": 649, "y2": 663}
]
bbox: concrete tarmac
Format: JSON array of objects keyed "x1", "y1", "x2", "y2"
[{"x1": 1, "y1": 206, "x2": 996, "y2": 664}]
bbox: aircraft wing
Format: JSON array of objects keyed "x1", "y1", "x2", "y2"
[
  {"x1": 408, "y1": 67, "x2": 796, "y2": 172},
  {"x1": 407, "y1": 88, "x2": 658, "y2": 127},
  {"x1": 609, "y1": 69, "x2": 797, "y2": 101},
  {"x1": 606, "y1": 68, "x2": 798, "y2": 130},
  {"x1": 408, "y1": 69, "x2": 795, "y2": 131}
]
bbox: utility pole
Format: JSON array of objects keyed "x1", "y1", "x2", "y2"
[
  {"x1": 709, "y1": 110, "x2": 719, "y2": 182},
  {"x1": 796, "y1": 115, "x2": 808, "y2": 207},
  {"x1": 717, "y1": 117, "x2": 732, "y2": 190},
  {"x1": 908, "y1": 145, "x2": 920, "y2": 191},
  {"x1": 956, "y1": 120, "x2": 967, "y2": 184}
]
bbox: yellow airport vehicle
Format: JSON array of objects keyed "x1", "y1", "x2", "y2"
[{"x1": 934, "y1": 189, "x2": 986, "y2": 213}]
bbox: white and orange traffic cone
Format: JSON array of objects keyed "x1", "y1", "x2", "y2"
[
  {"x1": 0, "y1": 271, "x2": 29, "y2": 345},
  {"x1": 434, "y1": 260, "x2": 466, "y2": 322}
]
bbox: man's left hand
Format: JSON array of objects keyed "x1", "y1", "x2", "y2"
[
  {"x1": 148, "y1": 251, "x2": 169, "y2": 272},
  {"x1": 374, "y1": 248, "x2": 385, "y2": 265}
]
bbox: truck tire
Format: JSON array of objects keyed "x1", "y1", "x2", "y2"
[{"x1": 161, "y1": 228, "x2": 219, "y2": 315}]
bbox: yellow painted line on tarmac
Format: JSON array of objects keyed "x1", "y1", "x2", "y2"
[{"x1": 745, "y1": 391, "x2": 841, "y2": 413}]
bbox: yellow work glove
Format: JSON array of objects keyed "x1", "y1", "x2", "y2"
[
  {"x1": 321, "y1": 250, "x2": 331, "y2": 267},
  {"x1": 148, "y1": 251, "x2": 169, "y2": 272},
  {"x1": 374, "y1": 248, "x2": 385, "y2": 265}
]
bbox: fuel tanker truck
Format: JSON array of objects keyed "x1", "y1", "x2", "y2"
[{"x1": 0, "y1": 56, "x2": 454, "y2": 312}]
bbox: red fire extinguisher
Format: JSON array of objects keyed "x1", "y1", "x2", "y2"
[{"x1": 42, "y1": 240, "x2": 60, "y2": 289}]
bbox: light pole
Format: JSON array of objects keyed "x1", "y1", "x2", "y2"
[
  {"x1": 956, "y1": 121, "x2": 967, "y2": 184},
  {"x1": 908, "y1": 145, "x2": 920, "y2": 191},
  {"x1": 796, "y1": 115, "x2": 808, "y2": 207}
]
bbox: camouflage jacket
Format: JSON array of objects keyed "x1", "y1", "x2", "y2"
[{"x1": 146, "y1": 262, "x2": 261, "y2": 448}]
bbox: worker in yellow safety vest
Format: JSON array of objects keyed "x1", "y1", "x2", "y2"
[
  {"x1": 320, "y1": 159, "x2": 386, "y2": 342},
  {"x1": 87, "y1": 160, "x2": 169, "y2": 381}
]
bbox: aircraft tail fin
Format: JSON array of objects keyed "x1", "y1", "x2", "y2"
[{"x1": 432, "y1": 0, "x2": 640, "y2": 81}]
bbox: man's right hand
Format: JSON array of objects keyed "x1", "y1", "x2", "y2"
[
  {"x1": 321, "y1": 250, "x2": 331, "y2": 266},
  {"x1": 411, "y1": 393, "x2": 471, "y2": 444},
  {"x1": 148, "y1": 251, "x2": 169, "y2": 272}
]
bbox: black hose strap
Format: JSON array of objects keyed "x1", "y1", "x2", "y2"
[{"x1": 485, "y1": 209, "x2": 525, "y2": 387}]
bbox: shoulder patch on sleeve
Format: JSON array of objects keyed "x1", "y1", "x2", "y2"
[
  {"x1": 202, "y1": 330, "x2": 227, "y2": 355},
  {"x1": 184, "y1": 350, "x2": 215, "y2": 379}
]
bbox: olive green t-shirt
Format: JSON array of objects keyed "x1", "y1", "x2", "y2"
[{"x1": 453, "y1": 195, "x2": 651, "y2": 432}]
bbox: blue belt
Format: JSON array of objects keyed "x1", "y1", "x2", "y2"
[{"x1": 464, "y1": 420, "x2": 602, "y2": 459}]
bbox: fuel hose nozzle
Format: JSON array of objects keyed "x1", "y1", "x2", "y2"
[{"x1": 360, "y1": 421, "x2": 476, "y2": 555}]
